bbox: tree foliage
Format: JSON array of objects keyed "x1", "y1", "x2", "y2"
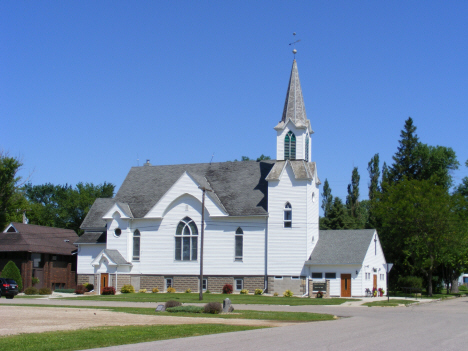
[
  {"x1": 346, "y1": 167, "x2": 360, "y2": 219},
  {"x1": 321, "y1": 179, "x2": 333, "y2": 218},
  {"x1": 367, "y1": 153, "x2": 380, "y2": 201},
  {"x1": 25, "y1": 182, "x2": 115, "y2": 235},
  {"x1": 0, "y1": 260, "x2": 23, "y2": 291}
]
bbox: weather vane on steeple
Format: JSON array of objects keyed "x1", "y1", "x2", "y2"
[{"x1": 289, "y1": 32, "x2": 301, "y2": 58}]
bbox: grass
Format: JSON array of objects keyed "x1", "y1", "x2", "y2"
[
  {"x1": 362, "y1": 299, "x2": 417, "y2": 307},
  {"x1": 0, "y1": 324, "x2": 261, "y2": 351},
  {"x1": 9, "y1": 304, "x2": 335, "y2": 322},
  {"x1": 62, "y1": 292, "x2": 355, "y2": 305}
]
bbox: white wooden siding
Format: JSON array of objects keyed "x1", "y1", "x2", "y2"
[
  {"x1": 77, "y1": 244, "x2": 105, "y2": 274},
  {"x1": 361, "y1": 231, "x2": 387, "y2": 294},
  {"x1": 276, "y1": 122, "x2": 308, "y2": 161}
]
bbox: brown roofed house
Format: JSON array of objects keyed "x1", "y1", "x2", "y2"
[{"x1": 0, "y1": 222, "x2": 79, "y2": 291}]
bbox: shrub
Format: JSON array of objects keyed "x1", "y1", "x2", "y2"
[
  {"x1": 75, "y1": 285, "x2": 86, "y2": 294},
  {"x1": 166, "y1": 306, "x2": 204, "y2": 313},
  {"x1": 24, "y1": 286, "x2": 39, "y2": 295},
  {"x1": 316, "y1": 291, "x2": 323, "y2": 298},
  {"x1": 204, "y1": 302, "x2": 222, "y2": 314},
  {"x1": 39, "y1": 287, "x2": 52, "y2": 295},
  {"x1": 398, "y1": 276, "x2": 423, "y2": 289},
  {"x1": 165, "y1": 300, "x2": 182, "y2": 308},
  {"x1": 458, "y1": 285, "x2": 467, "y2": 292},
  {"x1": 102, "y1": 286, "x2": 116, "y2": 295},
  {"x1": 283, "y1": 289, "x2": 294, "y2": 297},
  {"x1": 121, "y1": 284, "x2": 135, "y2": 293},
  {"x1": 86, "y1": 283, "x2": 94, "y2": 292},
  {"x1": 273, "y1": 292, "x2": 279, "y2": 297},
  {"x1": 166, "y1": 287, "x2": 176, "y2": 293},
  {"x1": 152, "y1": 287, "x2": 159, "y2": 293},
  {"x1": 0, "y1": 261, "x2": 23, "y2": 291},
  {"x1": 31, "y1": 277, "x2": 40, "y2": 286},
  {"x1": 185, "y1": 288, "x2": 191, "y2": 293},
  {"x1": 205, "y1": 289, "x2": 211, "y2": 294},
  {"x1": 240, "y1": 289, "x2": 249, "y2": 295},
  {"x1": 254, "y1": 289, "x2": 263, "y2": 295},
  {"x1": 139, "y1": 289, "x2": 147, "y2": 293},
  {"x1": 222, "y1": 284, "x2": 233, "y2": 294}
]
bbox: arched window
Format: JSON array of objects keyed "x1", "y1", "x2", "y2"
[
  {"x1": 284, "y1": 203, "x2": 292, "y2": 228},
  {"x1": 305, "y1": 134, "x2": 309, "y2": 161},
  {"x1": 284, "y1": 131, "x2": 296, "y2": 160},
  {"x1": 175, "y1": 217, "x2": 198, "y2": 261},
  {"x1": 133, "y1": 230, "x2": 140, "y2": 261},
  {"x1": 235, "y1": 227, "x2": 243, "y2": 262}
]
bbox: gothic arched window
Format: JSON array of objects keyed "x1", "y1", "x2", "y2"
[
  {"x1": 175, "y1": 217, "x2": 198, "y2": 261},
  {"x1": 284, "y1": 131, "x2": 296, "y2": 160},
  {"x1": 235, "y1": 227, "x2": 243, "y2": 262},
  {"x1": 305, "y1": 134, "x2": 309, "y2": 161},
  {"x1": 133, "y1": 230, "x2": 141, "y2": 261},
  {"x1": 284, "y1": 202, "x2": 292, "y2": 228}
]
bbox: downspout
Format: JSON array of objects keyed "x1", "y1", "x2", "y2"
[
  {"x1": 263, "y1": 217, "x2": 268, "y2": 293},
  {"x1": 116, "y1": 266, "x2": 118, "y2": 292}
]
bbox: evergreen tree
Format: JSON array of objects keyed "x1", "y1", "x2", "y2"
[
  {"x1": 346, "y1": 167, "x2": 360, "y2": 219},
  {"x1": 387, "y1": 117, "x2": 420, "y2": 183},
  {"x1": 0, "y1": 260, "x2": 23, "y2": 291},
  {"x1": 367, "y1": 153, "x2": 380, "y2": 201},
  {"x1": 321, "y1": 179, "x2": 333, "y2": 218},
  {"x1": 381, "y1": 161, "x2": 389, "y2": 189},
  {"x1": 327, "y1": 197, "x2": 350, "y2": 230},
  {"x1": 455, "y1": 160, "x2": 468, "y2": 198}
]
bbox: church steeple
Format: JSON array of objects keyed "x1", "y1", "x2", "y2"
[{"x1": 275, "y1": 59, "x2": 313, "y2": 161}]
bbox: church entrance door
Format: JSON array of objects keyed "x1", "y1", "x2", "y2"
[
  {"x1": 100, "y1": 273, "x2": 109, "y2": 294},
  {"x1": 341, "y1": 274, "x2": 351, "y2": 297}
]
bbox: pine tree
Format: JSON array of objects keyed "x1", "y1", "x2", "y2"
[
  {"x1": 321, "y1": 179, "x2": 333, "y2": 218},
  {"x1": 367, "y1": 154, "x2": 380, "y2": 201},
  {"x1": 0, "y1": 260, "x2": 23, "y2": 291},
  {"x1": 327, "y1": 197, "x2": 350, "y2": 230},
  {"x1": 346, "y1": 167, "x2": 360, "y2": 219}
]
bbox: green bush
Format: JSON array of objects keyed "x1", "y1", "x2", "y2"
[
  {"x1": 39, "y1": 287, "x2": 52, "y2": 295},
  {"x1": 398, "y1": 276, "x2": 423, "y2": 289},
  {"x1": 254, "y1": 289, "x2": 263, "y2": 295},
  {"x1": 0, "y1": 261, "x2": 23, "y2": 291},
  {"x1": 166, "y1": 306, "x2": 204, "y2": 313},
  {"x1": 458, "y1": 285, "x2": 467, "y2": 291},
  {"x1": 205, "y1": 289, "x2": 211, "y2": 294},
  {"x1": 240, "y1": 289, "x2": 249, "y2": 295},
  {"x1": 165, "y1": 300, "x2": 182, "y2": 308},
  {"x1": 24, "y1": 286, "x2": 39, "y2": 295},
  {"x1": 204, "y1": 302, "x2": 222, "y2": 314},
  {"x1": 31, "y1": 277, "x2": 40, "y2": 286},
  {"x1": 283, "y1": 289, "x2": 294, "y2": 297},
  {"x1": 121, "y1": 284, "x2": 135, "y2": 293}
]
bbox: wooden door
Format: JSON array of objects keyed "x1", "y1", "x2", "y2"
[
  {"x1": 100, "y1": 273, "x2": 109, "y2": 294},
  {"x1": 341, "y1": 274, "x2": 352, "y2": 297},
  {"x1": 373, "y1": 274, "x2": 378, "y2": 290}
]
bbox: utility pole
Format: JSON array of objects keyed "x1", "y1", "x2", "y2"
[{"x1": 199, "y1": 186, "x2": 212, "y2": 300}]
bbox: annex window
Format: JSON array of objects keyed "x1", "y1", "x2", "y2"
[
  {"x1": 274, "y1": 276, "x2": 283, "y2": 280},
  {"x1": 175, "y1": 217, "x2": 198, "y2": 261},
  {"x1": 235, "y1": 278, "x2": 243, "y2": 291},
  {"x1": 291, "y1": 276, "x2": 300, "y2": 280},
  {"x1": 380, "y1": 274, "x2": 385, "y2": 281},
  {"x1": 284, "y1": 131, "x2": 296, "y2": 160},
  {"x1": 311, "y1": 272, "x2": 323, "y2": 279},
  {"x1": 305, "y1": 134, "x2": 309, "y2": 161},
  {"x1": 202, "y1": 278, "x2": 207, "y2": 291},
  {"x1": 325, "y1": 272, "x2": 336, "y2": 279},
  {"x1": 132, "y1": 229, "x2": 141, "y2": 261},
  {"x1": 235, "y1": 227, "x2": 243, "y2": 262},
  {"x1": 284, "y1": 202, "x2": 292, "y2": 228},
  {"x1": 365, "y1": 273, "x2": 371, "y2": 280},
  {"x1": 165, "y1": 278, "x2": 173, "y2": 290}
]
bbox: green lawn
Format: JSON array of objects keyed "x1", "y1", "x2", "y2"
[
  {"x1": 63, "y1": 292, "x2": 355, "y2": 305},
  {"x1": 9, "y1": 304, "x2": 335, "y2": 322},
  {"x1": 362, "y1": 299, "x2": 417, "y2": 307},
  {"x1": 0, "y1": 324, "x2": 261, "y2": 351}
]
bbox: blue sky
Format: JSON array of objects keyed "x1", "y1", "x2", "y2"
[{"x1": 2, "y1": 1, "x2": 467, "y2": 209}]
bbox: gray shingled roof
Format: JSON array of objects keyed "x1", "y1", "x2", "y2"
[
  {"x1": 308, "y1": 229, "x2": 376, "y2": 265},
  {"x1": 75, "y1": 231, "x2": 106, "y2": 244},
  {"x1": 103, "y1": 249, "x2": 130, "y2": 265},
  {"x1": 266, "y1": 161, "x2": 319, "y2": 181},
  {"x1": 81, "y1": 160, "x2": 275, "y2": 229}
]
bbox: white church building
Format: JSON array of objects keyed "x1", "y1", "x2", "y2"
[{"x1": 76, "y1": 58, "x2": 387, "y2": 297}]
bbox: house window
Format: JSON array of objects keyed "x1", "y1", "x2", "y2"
[
  {"x1": 235, "y1": 278, "x2": 243, "y2": 290},
  {"x1": 365, "y1": 273, "x2": 371, "y2": 280},
  {"x1": 284, "y1": 131, "x2": 296, "y2": 160},
  {"x1": 274, "y1": 276, "x2": 283, "y2": 280},
  {"x1": 380, "y1": 274, "x2": 385, "y2": 281},
  {"x1": 284, "y1": 202, "x2": 292, "y2": 228},
  {"x1": 165, "y1": 278, "x2": 173, "y2": 290},
  {"x1": 311, "y1": 272, "x2": 323, "y2": 279},
  {"x1": 325, "y1": 273, "x2": 336, "y2": 279},
  {"x1": 305, "y1": 134, "x2": 309, "y2": 161},
  {"x1": 235, "y1": 227, "x2": 243, "y2": 262},
  {"x1": 133, "y1": 229, "x2": 140, "y2": 261},
  {"x1": 291, "y1": 276, "x2": 300, "y2": 280},
  {"x1": 175, "y1": 217, "x2": 198, "y2": 261}
]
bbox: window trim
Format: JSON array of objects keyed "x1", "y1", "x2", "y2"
[
  {"x1": 325, "y1": 272, "x2": 336, "y2": 279},
  {"x1": 305, "y1": 134, "x2": 309, "y2": 161},
  {"x1": 284, "y1": 131, "x2": 296, "y2": 160},
  {"x1": 234, "y1": 278, "x2": 243, "y2": 291},
  {"x1": 311, "y1": 272, "x2": 323, "y2": 279},
  {"x1": 132, "y1": 229, "x2": 141, "y2": 261},
  {"x1": 174, "y1": 217, "x2": 198, "y2": 261},
  {"x1": 235, "y1": 227, "x2": 243, "y2": 262},
  {"x1": 165, "y1": 278, "x2": 173, "y2": 291},
  {"x1": 284, "y1": 202, "x2": 292, "y2": 228},
  {"x1": 114, "y1": 228, "x2": 122, "y2": 237}
]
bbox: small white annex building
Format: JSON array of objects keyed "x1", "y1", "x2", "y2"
[{"x1": 76, "y1": 58, "x2": 387, "y2": 297}]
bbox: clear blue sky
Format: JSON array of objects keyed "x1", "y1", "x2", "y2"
[{"x1": 2, "y1": 1, "x2": 467, "y2": 210}]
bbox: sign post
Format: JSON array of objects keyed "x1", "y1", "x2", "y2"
[{"x1": 384, "y1": 263, "x2": 393, "y2": 302}]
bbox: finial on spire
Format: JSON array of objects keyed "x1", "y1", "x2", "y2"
[{"x1": 289, "y1": 32, "x2": 301, "y2": 58}]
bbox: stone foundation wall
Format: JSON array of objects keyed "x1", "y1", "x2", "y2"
[
  {"x1": 206, "y1": 276, "x2": 234, "y2": 293},
  {"x1": 243, "y1": 276, "x2": 264, "y2": 292},
  {"x1": 267, "y1": 276, "x2": 306, "y2": 295},
  {"x1": 174, "y1": 276, "x2": 199, "y2": 292},
  {"x1": 77, "y1": 274, "x2": 93, "y2": 286},
  {"x1": 140, "y1": 275, "x2": 165, "y2": 291},
  {"x1": 308, "y1": 280, "x2": 330, "y2": 298}
]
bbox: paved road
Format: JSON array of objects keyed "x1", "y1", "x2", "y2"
[{"x1": 3, "y1": 296, "x2": 467, "y2": 350}]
